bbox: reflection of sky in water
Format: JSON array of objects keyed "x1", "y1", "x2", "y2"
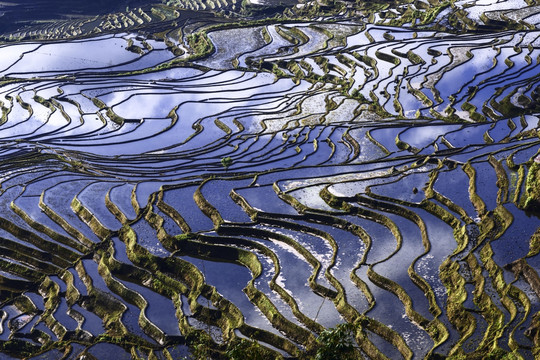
[
  {"x1": 288, "y1": 185, "x2": 340, "y2": 212},
  {"x1": 2, "y1": 35, "x2": 140, "y2": 75},
  {"x1": 434, "y1": 168, "x2": 477, "y2": 216},
  {"x1": 78, "y1": 182, "x2": 123, "y2": 230},
  {"x1": 397, "y1": 85, "x2": 425, "y2": 117},
  {"x1": 441, "y1": 123, "x2": 488, "y2": 147},
  {"x1": 345, "y1": 27, "x2": 371, "y2": 47},
  {"x1": 468, "y1": 50, "x2": 537, "y2": 109},
  {"x1": 369, "y1": 171, "x2": 431, "y2": 204},
  {"x1": 436, "y1": 47, "x2": 493, "y2": 99},
  {"x1": 0, "y1": 23, "x2": 540, "y2": 357},
  {"x1": 488, "y1": 119, "x2": 513, "y2": 142},
  {"x1": 464, "y1": 0, "x2": 529, "y2": 21},
  {"x1": 374, "y1": 213, "x2": 433, "y2": 313},
  {"x1": 104, "y1": 49, "x2": 175, "y2": 73},
  {"x1": 181, "y1": 255, "x2": 287, "y2": 334},
  {"x1": 471, "y1": 161, "x2": 499, "y2": 211},
  {"x1": 0, "y1": 69, "x2": 307, "y2": 156},
  {"x1": 0, "y1": 43, "x2": 40, "y2": 73},
  {"x1": 109, "y1": 72, "x2": 299, "y2": 125},
  {"x1": 285, "y1": 26, "x2": 329, "y2": 58},
  {"x1": 0, "y1": 34, "x2": 176, "y2": 78},
  {"x1": 400, "y1": 124, "x2": 460, "y2": 149},
  {"x1": 199, "y1": 27, "x2": 266, "y2": 69},
  {"x1": 493, "y1": 203, "x2": 540, "y2": 265},
  {"x1": 53, "y1": 298, "x2": 78, "y2": 329},
  {"x1": 109, "y1": 184, "x2": 137, "y2": 220},
  {"x1": 162, "y1": 186, "x2": 215, "y2": 232},
  {"x1": 13, "y1": 196, "x2": 73, "y2": 239},
  {"x1": 200, "y1": 179, "x2": 253, "y2": 223},
  {"x1": 251, "y1": 226, "x2": 343, "y2": 326},
  {"x1": 117, "y1": 278, "x2": 181, "y2": 335},
  {"x1": 72, "y1": 304, "x2": 104, "y2": 335},
  {"x1": 41, "y1": 179, "x2": 102, "y2": 243},
  {"x1": 370, "y1": 127, "x2": 404, "y2": 152},
  {"x1": 251, "y1": 25, "x2": 298, "y2": 62},
  {"x1": 235, "y1": 185, "x2": 300, "y2": 215}
]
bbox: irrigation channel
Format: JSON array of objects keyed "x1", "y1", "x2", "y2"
[{"x1": 0, "y1": 0, "x2": 539, "y2": 358}]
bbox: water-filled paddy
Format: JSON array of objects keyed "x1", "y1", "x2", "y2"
[{"x1": 0, "y1": 1, "x2": 538, "y2": 358}]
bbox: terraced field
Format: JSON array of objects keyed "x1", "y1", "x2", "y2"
[{"x1": 0, "y1": 0, "x2": 539, "y2": 359}]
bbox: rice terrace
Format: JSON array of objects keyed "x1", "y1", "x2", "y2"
[{"x1": 0, "y1": 0, "x2": 540, "y2": 358}]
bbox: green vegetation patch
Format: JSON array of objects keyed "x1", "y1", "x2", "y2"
[{"x1": 521, "y1": 161, "x2": 540, "y2": 212}]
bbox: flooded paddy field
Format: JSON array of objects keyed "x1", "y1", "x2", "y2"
[{"x1": 0, "y1": 0, "x2": 538, "y2": 359}]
